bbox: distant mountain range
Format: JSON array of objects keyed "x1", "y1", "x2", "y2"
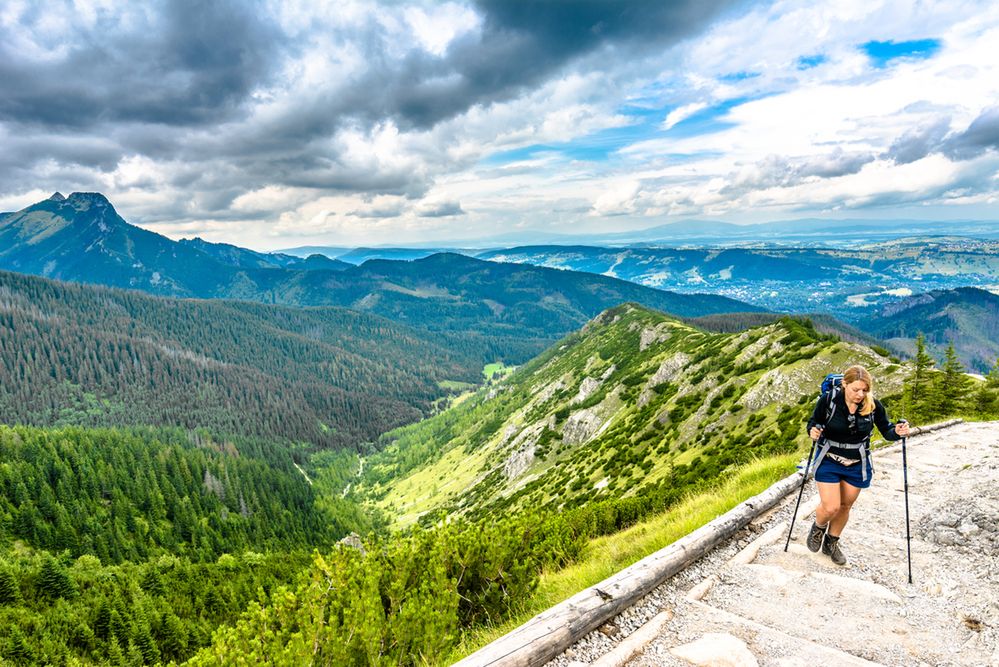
[
  {"x1": 7, "y1": 191, "x2": 995, "y2": 370},
  {"x1": 0, "y1": 193, "x2": 760, "y2": 365},
  {"x1": 278, "y1": 218, "x2": 999, "y2": 252},
  {"x1": 475, "y1": 243, "x2": 999, "y2": 327}
]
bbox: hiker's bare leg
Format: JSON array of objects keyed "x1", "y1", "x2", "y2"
[
  {"x1": 828, "y1": 481, "x2": 862, "y2": 537},
  {"x1": 814, "y1": 481, "x2": 842, "y2": 527}
]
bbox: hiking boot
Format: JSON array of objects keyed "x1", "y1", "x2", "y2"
[
  {"x1": 823, "y1": 535, "x2": 847, "y2": 565},
  {"x1": 806, "y1": 521, "x2": 827, "y2": 552}
]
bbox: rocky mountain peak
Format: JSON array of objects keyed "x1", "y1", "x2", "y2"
[
  {"x1": 48, "y1": 192, "x2": 66, "y2": 202},
  {"x1": 66, "y1": 192, "x2": 112, "y2": 210}
]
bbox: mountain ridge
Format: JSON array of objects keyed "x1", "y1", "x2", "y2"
[{"x1": 356, "y1": 303, "x2": 904, "y2": 527}]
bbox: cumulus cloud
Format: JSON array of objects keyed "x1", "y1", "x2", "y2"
[
  {"x1": 885, "y1": 118, "x2": 953, "y2": 164},
  {"x1": 943, "y1": 106, "x2": 999, "y2": 160},
  {"x1": 416, "y1": 200, "x2": 465, "y2": 217},
  {"x1": 0, "y1": 0, "x2": 741, "y2": 244},
  {"x1": 723, "y1": 149, "x2": 876, "y2": 194}
]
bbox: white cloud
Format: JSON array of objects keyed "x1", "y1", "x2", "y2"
[
  {"x1": 404, "y1": 3, "x2": 480, "y2": 56},
  {"x1": 662, "y1": 102, "x2": 707, "y2": 130}
]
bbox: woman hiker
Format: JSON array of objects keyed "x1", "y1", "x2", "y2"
[{"x1": 805, "y1": 365, "x2": 911, "y2": 565}]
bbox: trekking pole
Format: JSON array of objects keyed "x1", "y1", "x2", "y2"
[
  {"x1": 784, "y1": 435, "x2": 818, "y2": 552},
  {"x1": 900, "y1": 420, "x2": 913, "y2": 584}
]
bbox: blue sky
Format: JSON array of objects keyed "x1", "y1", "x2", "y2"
[{"x1": 1, "y1": 0, "x2": 997, "y2": 248}]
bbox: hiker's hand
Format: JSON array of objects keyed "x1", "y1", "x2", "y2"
[
  {"x1": 896, "y1": 420, "x2": 910, "y2": 437},
  {"x1": 809, "y1": 425, "x2": 823, "y2": 441}
]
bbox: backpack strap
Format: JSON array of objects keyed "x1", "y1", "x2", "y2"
[{"x1": 824, "y1": 386, "x2": 840, "y2": 424}]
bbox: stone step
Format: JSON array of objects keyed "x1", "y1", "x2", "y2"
[
  {"x1": 694, "y1": 560, "x2": 981, "y2": 665},
  {"x1": 629, "y1": 600, "x2": 889, "y2": 667}
]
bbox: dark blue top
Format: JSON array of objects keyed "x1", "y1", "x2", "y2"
[{"x1": 806, "y1": 390, "x2": 901, "y2": 459}]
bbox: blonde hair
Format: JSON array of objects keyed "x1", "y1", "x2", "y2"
[{"x1": 843, "y1": 365, "x2": 875, "y2": 416}]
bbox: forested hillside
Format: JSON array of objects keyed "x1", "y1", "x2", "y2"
[
  {"x1": 0, "y1": 426, "x2": 345, "y2": 563},
  {"x1": 0, "y1": 424, "x2": 371, "y2": 665},
  {"x1": 0, "y1": 270, "x2": 478, "y2": 449},
  {"x1": 867, "y1": 286, "x2": 999, "y2": 372}
]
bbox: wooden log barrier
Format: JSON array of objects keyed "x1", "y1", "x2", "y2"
[{"x1": 452, "y1": 472, "x2": 803, "y2": 667}]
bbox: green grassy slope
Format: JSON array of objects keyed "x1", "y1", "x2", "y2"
[{"x1": 357, "y1": 304, "x2": 905, "y2": 527}]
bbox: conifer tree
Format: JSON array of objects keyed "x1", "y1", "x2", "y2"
[
  {"x1": 972, "y1": 357, "x2": 999, "y2": 417},
  {"x1": 0, "y1": 566, "x2": 20, "y2": 605},
  {"x1": 940, "y1": 343, "x2": 971, "y2": 416},
  {"x1": 106, "y1": 637, "x2": 125, "y2": 667},
  {"x1": 6, "y1": 626, "x2": 33, "y2": 665},
  {"x1": 906, "y1": 333, "x2": 936, "y2": 419},
  {"x1": 988, "y1": 357, "x2": 999, "y2": 388},
  {"x1": 133, "y1": 612, "x2": 160, "y2": 666},
  {"x1": 37, "y1": 553, "x2": 76, "y2": 601},
  {"x1": 158, "y1": 612, "x2": 187, "y2": 663},
  {"x1": 94, "y1": 598, "x2": 113, "y2": 641}
]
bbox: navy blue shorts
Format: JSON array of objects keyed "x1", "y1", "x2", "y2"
[{"x1": 814, "y1": 456, "x2": 872, "y2": 489}]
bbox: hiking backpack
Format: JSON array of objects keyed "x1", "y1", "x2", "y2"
[{"x1": 820, "y1": 372, "x2": 844, "y2": 425}]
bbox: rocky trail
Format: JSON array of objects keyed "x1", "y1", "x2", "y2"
[
  {"x1": 569, "y1": 421, "x2": 998, "y2": 667},
  {"x1": 460, "y1": 421, "x2": 999, "y2": 667}
]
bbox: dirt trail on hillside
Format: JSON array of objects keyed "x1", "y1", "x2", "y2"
[{"x1": 552, "y1": 421, "x2": 998, "y2": 667}]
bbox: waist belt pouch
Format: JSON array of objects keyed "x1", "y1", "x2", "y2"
[{"x1": 826, "y1": 453, "x2": 859, "y2": 466}]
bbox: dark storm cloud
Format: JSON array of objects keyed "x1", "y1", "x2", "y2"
[
  {"x1": 0, "y1": 0, "x2": 283, "y2": 129},
  {"x1": 0, "y1": 0, "x2": 742, "y2": 221},
  {"x1": 361, "y1": 0, "x2": 739, "y2": 130}
]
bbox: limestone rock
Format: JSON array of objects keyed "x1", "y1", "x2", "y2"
[
  {"x1": 573, "y1": 377, "x2": 602, "y2": 405},
  {"x1": 648, "y1": 352, "x2": 692, "y2": 388},
  {"x1": 637, "y1": 388, "x2": 654, "y2": 408},
  {"x1": 338, "y1": 532, "x2": 366, "y2": 555},
  {"x1": 503, "y1": 443, "x2": 536, "y2": 480},
  {"x1": 917, "y1": 498, "x2": 998, "y2": 551},
  {"x1": 563, "y1": 409, "x2": 605, "y2": 446},
  {"x1": 640, "y1": 325, "x2": 672, "y2": 351},
  {"x1": 670, "y1": 632, "x2": 759, "y2": 667},
  {"x1": 740, "y1": 368, "x2": 794, "y2": 411},
  {"x1": 535, "y1": 378, "x2": 567, "y2": 404},
  {"x1": 735, "y1": 336, "x2": 776, "y2": 365}
]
